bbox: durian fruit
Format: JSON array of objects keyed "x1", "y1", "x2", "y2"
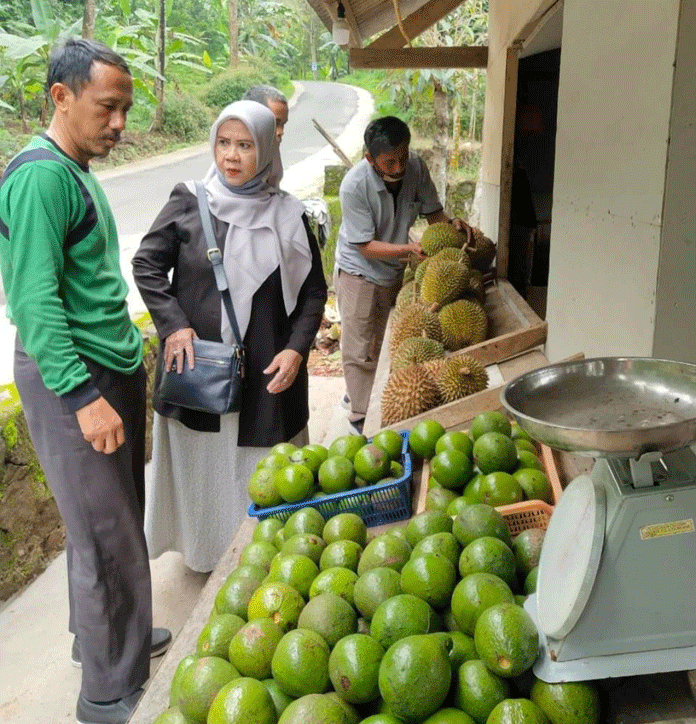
[
  {"x1": 402, "y1": 264, "x2": 415, "y2": 285},
  {"x1": 425, "y1": 354, "x2": 489, "y2": 404},
  {"x1": 414, "y1": 257, "x2": 431, "y2": 287},
  {"x1": 420, "y1": 222, "x2": 466, "y2": 256},
  {"x1": 465, "y1": 227, "x2": 497, "y2": 272},
  {"x1": 431, "y1": 246, "x2": 471, "y2": 269},
  {"x1": 461, "y1": 269, "x2": 486, "y2": 305},
  {"x1": 438, "y1": 299, "x2": 488, "y2": 351},
  {"x1": 420, "y1": 260, "x2": 470, "y2": 307},
  {"x1": 421, "y1": 357, "x2": 446, "y2": 378},
  {"x1": 391, "y1": 335, "x2": 445, "y2": 371},
  {"x1": 381, "y1": 363, "x2": 441, "y2": 426},
  {"x1": 395, "y1": 281, "x2": 419, "y2": 311},
  {"x1": 389, "y1": 304, "x2": 443, "y2": 354}
]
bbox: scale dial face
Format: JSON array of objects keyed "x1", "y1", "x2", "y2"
[{"x1": 536, "y1": 475, "x2": 606, "y2": 639}]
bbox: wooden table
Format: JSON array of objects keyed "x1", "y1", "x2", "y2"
[
  {"x1": 131, "y1": 521, "x2": 696, "y2": 723},
  {"x1": 130, "y1": 346, "x2": 696, "y2": 723}
]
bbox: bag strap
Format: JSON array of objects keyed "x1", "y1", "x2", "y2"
[
  {"x1": 194, "y1": 181, "x2": 244, "y2": 347},
  {"x1": 0, "y1": 145, "x2": 98, "y2": 249}
]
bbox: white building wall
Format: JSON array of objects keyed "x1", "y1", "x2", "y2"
[
  {"x1": 653, "y1": 0, "x2": 696, "y2": 364},
  {"x1": 544, "y1": 0, "x2": 681, "y2": 361}
]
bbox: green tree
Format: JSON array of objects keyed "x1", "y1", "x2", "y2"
[
  {"x1": 379, "y1": 0, "x2": 488, "y2": 197},
  {"x1": 82, "y1": 0, "x2": 96, "y2": 39},
  {"x1": 99, "y1": 0, "x2": 212, "y2": 107}
]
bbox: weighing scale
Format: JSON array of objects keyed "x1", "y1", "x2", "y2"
[{"x1": 500, "y1": 357, "x2": 696, "y2": 683}]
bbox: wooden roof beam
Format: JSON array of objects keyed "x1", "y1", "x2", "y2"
[
  {"x1": 349, "y1": 45, "x2": 488, "y2": 69},
  {"x1": 341, "y1": 0, "x2": 363, "y2": 47},
  {"x1": 368, "y1": 0, "x2": 465, "y2": 50}
]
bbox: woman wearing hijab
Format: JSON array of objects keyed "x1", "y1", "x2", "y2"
[{"x1": 132, "y1": 101, "x2": 327, "y2": 572}]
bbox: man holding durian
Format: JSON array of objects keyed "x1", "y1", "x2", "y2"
[{"x1": 334, "y1": 116, "x2": 469, "y2": 434}]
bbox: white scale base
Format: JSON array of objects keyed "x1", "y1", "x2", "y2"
[{"x1": 525, "y1": 595, "x2": 696, "y2": 682}]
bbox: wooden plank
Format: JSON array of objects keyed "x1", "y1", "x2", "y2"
[
  {"x1": 370, "y1": 350, "x2": 586, "y2": 438},
  {"x1": 367, "y1": 0, "x2": 470, "y2": 50},
  {"x1": 515, "y1": 0, "x2": 563, "y2": 49},
  {"x1": 129, "y1": 518, "x2": 256, "y2": 724},
  {"x1": 418, "y1": 444, "x2": 563, "y2": 517},
  {"x1": 341, "y1": 0, "x2": 364, "y2": 46},
  {"x1": 497, "y1": 46, "x2": 519, "y2": 280},
  {"x1": 539, "y1": 444, "x2": 564, "y2": 498},
  {"x1": 497, "y1": 277, "x2": 544, "y2": 327},
  {"x1": 349, "y1": 46, "x2": 488, "y2": 69},
  {"x1": 383, "y1": 385, "x2": 507, "y2": 435},
  {"x1": 415, "y1": 458, "x2": 430, "y2": 514},
  {"x1": 370, "y1": 350, "x2": 550, "y2": 437},
  {"x1": 463, "y1": 322, "x2": 547, "y2": 368}
]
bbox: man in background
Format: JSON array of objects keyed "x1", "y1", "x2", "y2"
[
  {"x1": 334, "y1": 116, "x2": 469, "y2": 434},
  {"x1": 243, "y1": 84, "x2": 289, "y2": 186},
  {"x1": 0, "y1": 38, "x2": 169, "y2": 724}
]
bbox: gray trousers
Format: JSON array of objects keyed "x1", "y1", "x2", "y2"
[
  {"x1": 335, "y1": 269, "x2": 401, "y2": 419},
  {"x1": 14, "y1": 337, "x2": 151, "y2": 702}
]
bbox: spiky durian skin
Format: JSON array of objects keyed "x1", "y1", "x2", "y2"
[
  {"x1": 395, "y1": 281, "x2": 419, "y2": 311},
  {"x1": 421, "y1": 357, "x2": 447, "y2": 378},
  {"x1": 420, "y1": 222, "x2": 466, "y2": 256},
  {"x1": 465, "y1": 227, "x2": 497, "y2": 271},
  {"x1": 391, "y1": 336, "x2": 445, "y2": 371},
  {"x1": 431, "y1": 246, "x2": 470, "y2": 268},
  {"x1": 381, "y1": 364, "x2": 441, "y2": 426},
  {"x1": 428, "y1": 355, "x2": 489, "y2": 403},
  {"x1": 389, "y1": 304, "x2": 443, "y2": 354},
  {"x1": 438, "y1": 299, "x2": 488, "y2": 351},
  {"x1": 414, "y1": 257, "x2": 431, "y2": 287},
  {"x1": 420, "y1": 260, "x2": 469, "y2": 307}
]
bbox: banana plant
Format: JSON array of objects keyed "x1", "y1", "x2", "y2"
[
  {"x1": 101, "y1": 0, "x2": 212, "y2": 107},
  {"x1": 0, "y1": 0, "x2": 80, "y2": 130}
]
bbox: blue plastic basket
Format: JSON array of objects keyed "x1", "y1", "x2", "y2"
[{"x1": 247, "y1": 431, "x2": 412, "y2": 527}]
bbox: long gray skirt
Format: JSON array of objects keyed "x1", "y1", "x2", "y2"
[{"x1": 145, "y1": 412, "x2": 308, "y2": 572}]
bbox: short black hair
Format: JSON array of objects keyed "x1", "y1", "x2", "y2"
[
  {"x1": 364, "y1": 116, "x2": 411, "y2": 156},
  {"x1": 47, "y1": 38, "x2": 130, "y2": 97},
  {"x1": 242, "y1": 85, "x2": 287, "y2": 106}
]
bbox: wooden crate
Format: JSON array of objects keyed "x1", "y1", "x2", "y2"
[
  {"x1": 417, "y1": 442, "x2": 565, "y2": 537},
  {"x1": 364, "y1": 279, "x2": 547, "y2": 436}
]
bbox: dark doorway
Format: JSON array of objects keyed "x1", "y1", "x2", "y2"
[{"x1": 507, "y1": 48, "x2": 561, "y2": 318}]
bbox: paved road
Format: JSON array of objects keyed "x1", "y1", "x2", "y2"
[{"x1": 100, "y1": 80, "x2": 361, "y2": 236}]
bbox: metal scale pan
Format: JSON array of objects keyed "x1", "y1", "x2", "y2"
[
  {"x1": 501, "y1": 357, "x2": 696, "y2": 458},
  {"x1": 500, "y1": 357, "x2": 696, "y2": 682}
]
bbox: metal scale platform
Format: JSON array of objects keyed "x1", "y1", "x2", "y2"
[{"x1": 501, "y1": 357, "x2": 696, "y2": 682}]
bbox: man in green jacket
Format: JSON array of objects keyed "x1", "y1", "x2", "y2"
[{"x1": 0, "y1": 39, "x2": 169, "y2": 724}]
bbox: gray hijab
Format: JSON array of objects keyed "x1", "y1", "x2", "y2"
[{"x1": 186, "y1": 100, "x2": 312, "y2": 343}]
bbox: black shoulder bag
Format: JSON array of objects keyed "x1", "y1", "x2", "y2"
[{"x1": 157, "y1": 182, "x2": 246, "y2": 414}]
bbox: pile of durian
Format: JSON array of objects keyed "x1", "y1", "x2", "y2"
[{"x1": 381, "y1": 222, "x2": 496, "y2": 426}]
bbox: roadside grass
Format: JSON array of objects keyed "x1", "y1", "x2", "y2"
[{"x1": 339, "y1": 69, "x2": 401, "y2": 118}]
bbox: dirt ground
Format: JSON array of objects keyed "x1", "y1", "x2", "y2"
[{"x1": 0, "y1": 347, "x2": 343, "y2": 604}]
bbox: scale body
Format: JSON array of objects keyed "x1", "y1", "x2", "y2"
[{"x1": 501, "y1": 357, "x2": 696, "y2": 682}]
